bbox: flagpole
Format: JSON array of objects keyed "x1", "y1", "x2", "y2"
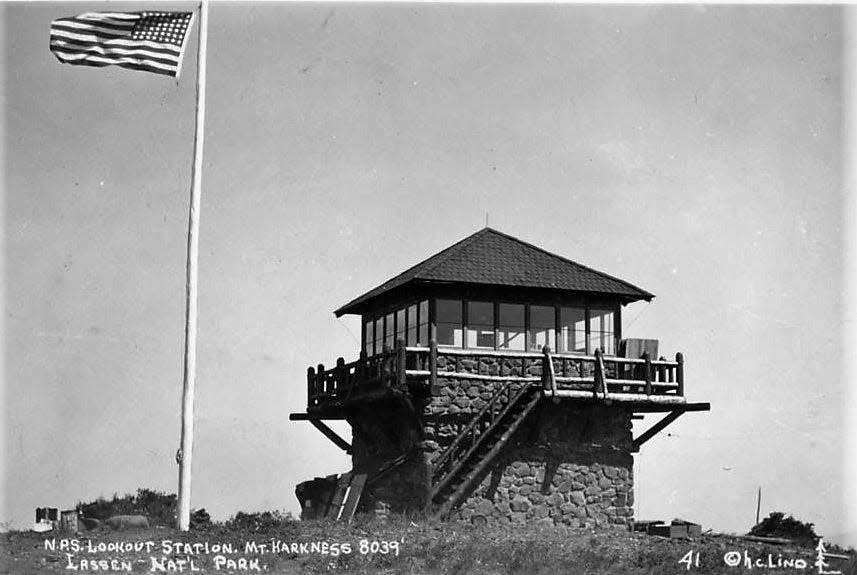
[{"x1": 177, "y1": 0, "x2": 208, "y2": 532}]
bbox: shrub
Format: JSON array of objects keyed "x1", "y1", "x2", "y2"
[
  {"x1": 76, "y1": 488, "x2": 177, "y2": 527},
  {"x1": 749, "y1": 511, "x2": 818, "y2": 546},
  {"x1": 222, "y1": 510, "x2": 296, "y2": 532}
]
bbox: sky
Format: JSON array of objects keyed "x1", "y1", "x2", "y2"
[{"x1": 3, "y1": 1, "x2": 855, "y2": 546}]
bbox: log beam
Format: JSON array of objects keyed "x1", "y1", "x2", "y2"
[
  {"x1": 307, "y1": 419, "x2": 352, "y2": 453},
  {"x1": 633, "y1": 411, "x2": 684, "y2": 451}
]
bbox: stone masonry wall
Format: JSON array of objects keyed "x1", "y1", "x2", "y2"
[
  {"x1": 424, "y1": 375, "x2": 634, "y2": 529},
  {"x1": 348, "y1": 400, "x2": 429, "y2": 515}
]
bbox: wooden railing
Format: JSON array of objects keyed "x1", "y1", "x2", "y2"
[{"x1": 306, "y1": 339, "x2": 685, "y2": 410}]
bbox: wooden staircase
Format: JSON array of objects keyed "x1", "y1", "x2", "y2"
[{"x1": 430, "y1": 382, "x2": 541, "y2": 517}]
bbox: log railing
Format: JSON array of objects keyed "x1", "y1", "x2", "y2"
[{"x1": 306, "y1": 339, "x2": 685, "y2": 409}]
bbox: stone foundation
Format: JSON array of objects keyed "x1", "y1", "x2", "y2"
[
  {"x1": 425, "y1": 377, "x2": 635, "y2": 528},
  {"x1": 300, "y1": 374, "x2": 635, "y2": 528}
]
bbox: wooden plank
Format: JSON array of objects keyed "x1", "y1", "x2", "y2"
[
  {"x1": 632, "y1": 402, "x2": 710, "y2": 413},
  {"x1": 552, "y1": 390, "x2": 690, "y2": 404},
  {"x1": 326, "y1": 473, "x2": 353, "y2": 519},
  {"x1": 339, "y1": 474, "x2": 367, "y2": 523},
  {"x1": 290, "y1": 412, "x2": 346, "y2": 421}
]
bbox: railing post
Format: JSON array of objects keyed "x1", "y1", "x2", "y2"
[
  {"x1": 316, "y1": 363, "x2": 325, "y2": 398},
  {"x1": 358, "y1": 350, "x2": 367, "y2": 381},
  {"x1": 676, "y1": 352, "x2": 684, "y2": 396},
  {"x1": 643, "y1": 352, "x2": 652, "y2": 396},
  {"x1": 429, "y1": 338, "x2": 438, "y2": 392},
  {"x1": 542, "y1": 345, "x2": 558, "y2": 403},
  {"x1": 307, "y1": 367, "x2": 316, "y2": 408},
  {"x1": 336, "y1": 357, "x2": 346, "y2": 398},
  {"x1": 594, "y1": 349, "x2": 605, "y2": 399},
  {"x1": 396, "y1": 338, "x2": 407, "y2": 389}
]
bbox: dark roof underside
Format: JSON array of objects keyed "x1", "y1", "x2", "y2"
[{"x1": 335, "y1": 228, "x2": 654, "y2": 316}]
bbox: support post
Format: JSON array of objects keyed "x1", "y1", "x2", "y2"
[
  {"x1": 317, "y1": 363, "x2": 325, "y2": 397},
  {"x1": 177, "y1": 0, "x2": 209, "y2": 532},
  {"x1": 676, "y1": 352, "x2": 684, "y2": 396}
]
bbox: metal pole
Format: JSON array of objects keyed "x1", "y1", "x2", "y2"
[
  {"x1": 755, "y1": 486, "x2": 761, "y2": 526},
  {"x1": 177, "y1": 0, "x2": 208, "y2": 532}
]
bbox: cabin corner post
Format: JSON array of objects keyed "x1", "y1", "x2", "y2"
[
  {"x1": 395, "y1": 338, "x2": 408, "y2": 390},
  {"x1": 643, "y1": 353, "x2": 652, "y2": 396},
  {"x1": 676, "y1": 352, "x2": 685, "y2": 396}
]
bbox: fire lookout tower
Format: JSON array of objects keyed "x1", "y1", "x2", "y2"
[{"x1": 290, "y1": 228, "x2": 709, "y2": 527}]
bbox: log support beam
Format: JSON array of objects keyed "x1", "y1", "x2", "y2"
[
  {"x1": 308, "y1": 419, "x2": 352, "y2": 454},
  {"x1": 632, "y1": 410, "x2": 684, "y2": 451}
]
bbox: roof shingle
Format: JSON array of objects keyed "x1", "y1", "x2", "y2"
[{"x1": 335, "y1": 228, "x2": 653, "y2": 316}]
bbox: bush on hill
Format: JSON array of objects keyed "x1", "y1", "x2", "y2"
[{"x1": 749, "y1": 511, "x2": 818, "y2": 546}]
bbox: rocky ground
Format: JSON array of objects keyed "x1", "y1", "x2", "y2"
[{"x1": 2, "y1": 517, "x2": 855, "y2": 575}]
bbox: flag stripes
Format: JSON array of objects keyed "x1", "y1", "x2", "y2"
[{"x1": 50, "y1": 11, "x2": 193, "y2": 77}]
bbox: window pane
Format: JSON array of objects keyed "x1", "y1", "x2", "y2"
[
  {"x1": 407, "y1": 305, "x2": 418, "y2": 346},
  {"x1": 589, "y1": 309, "x2": 616, "y2": 355},
  {"x1": 396, "y1": 308, "x2": 406, "y2": 345},
  {"x1": 385, "y1": 312, "x2": 395, "y2": 349},
  {"x1": 364, "y1": 320, "x2": 374, "y2": 355},
  {"x1": 374, "y1": 317, "x2": 383, "y2": 354},
  {"x1": 466, "y1": 301, "x2": 494, "y2": 348},
  {"x1": 528, "y1": 305, "x2": 555, "y2": 351},
  {"x1": 498, "y1": 303, "x2": 525, "y2": 350},
  {"x1": 418, "y1": 300, "x2": 429, "y2": 344},
  {"x1": 559, "y1": 307, "x2": 586, "y2": 354},
  {"x1": 436, "y1": 299, "x2": 463, "y2": 347}
]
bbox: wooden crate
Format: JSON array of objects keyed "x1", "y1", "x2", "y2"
[{"x1": 648, "y1": 524, "x2": 689, "y2": 538}]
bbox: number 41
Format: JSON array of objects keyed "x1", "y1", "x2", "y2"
[{"x1": 678, "y1": 550, "x2": 700, "y2": 570}]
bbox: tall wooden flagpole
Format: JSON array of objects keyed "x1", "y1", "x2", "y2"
[{"x1": 177, "y1": 0, "x2": 208, "y2": 532}]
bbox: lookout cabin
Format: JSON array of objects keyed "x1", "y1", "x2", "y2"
[{"x1": 290, "y1": 228, "x2": 709, "y2": 527}]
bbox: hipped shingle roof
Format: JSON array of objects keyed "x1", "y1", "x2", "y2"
[{"x1": 335, "y1": 228, "x2": 653, "y2": 316}]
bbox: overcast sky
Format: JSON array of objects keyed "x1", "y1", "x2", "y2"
[{"x1": 3, "y1": 2, "x2": 854, "y2": 545}]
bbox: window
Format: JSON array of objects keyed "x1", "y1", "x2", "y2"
[
  {"x1": 406, "y1": 304, "x2": 418, "y2": 346},
  {"x1": 364, "y1": 320, "x2": 374, "y2": 355},
  {"x1": 384, "y1": 312, "x2": 395, "y2": 350},
  {"x1": 498, "y1": 303, "x2": 525, "y2": 350},
  {"x1": 466, "y1": 301, "x2": 494, "y2": 348},
  {"x1": 528, "y1": 305, "x2": 555, "y2": 351},
  {"x1": 374, "y1": 317, "x2": 383, "y2": 355},
  {"x1": 559, "y1": 307, "x2": 586, "y2": 354},
  {"x1": 436, "y1": 299, "x2": 463, "y2": 346},
  {"x1": 396, "y1": 308, "x2": 406, "y2": 346},
  {"x1": 589, "y1": 309, "x2": 615, "y2": 355},
  {"x1": 418, "y1": 300, "x2": 429, "y2": 344}
]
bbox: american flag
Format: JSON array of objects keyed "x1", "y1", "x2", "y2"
[{"x1": 50, "y1": 11, "x2": 194, "y2": 77}]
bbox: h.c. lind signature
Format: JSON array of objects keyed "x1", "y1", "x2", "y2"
[{"x1": 677, "y1": 538, "x2": 849, "y2": 572}]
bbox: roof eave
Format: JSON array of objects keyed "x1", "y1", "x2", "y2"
[{"x1": 334, "y1": 279, "x2": 654, "y2": 317}]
